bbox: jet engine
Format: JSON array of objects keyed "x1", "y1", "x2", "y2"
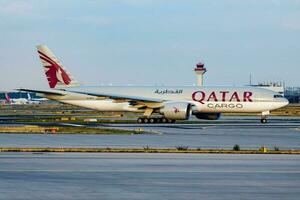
[
  {"x1": 194, "y1": 112, "x2": 221, "y2": 120},
  {"x1": 160, "y1": 102, "x2": 192, "y2": 120}
]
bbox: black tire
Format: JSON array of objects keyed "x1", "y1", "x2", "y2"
[
  {"x1": 162, "y1": 118, "x2": 168, "y2": 123},
  {"x1": 260, "y1": 118, "x2": 267, "y2": 123},
  {"x1": 167, "y1": 119, "x2": 173, "y2": 123},
  {"x1": 144, "y1": 118, "x2": 149, "y2": 123},
  {"x1": 149, "y1": 118, "x2": 155, "y2": 123},
  {"x1": 137, "y1": 118, "x2": 143, "y2": 123}
]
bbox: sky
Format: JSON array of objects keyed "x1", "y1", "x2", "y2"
[{"x1": 0, "y1": 0, "x2": 299, "y2": 91}]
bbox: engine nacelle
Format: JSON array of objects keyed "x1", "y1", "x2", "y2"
[
  {"x1": 194, "y1": 112, "x2": 221, "y2": 120},
  {"x1": 160, "y1": 102, "x2": 191, "y2": 120}
]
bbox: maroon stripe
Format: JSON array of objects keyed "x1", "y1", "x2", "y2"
[
  {"x1": 38, "y1": 50, "x2": 55, "y2": 62},
  {"x1": 39, "y1": 56, "x2": 56, "y2": 66},
  {"x1": 38, "y1": 51, "x2": 62, "y2": 69},
  {"x1": 38, "y1": 50, "x2": 72, "y2": 85}
]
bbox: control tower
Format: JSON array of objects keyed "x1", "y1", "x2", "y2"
[{"x1": 194, "y1": 62, "x2": 207, "y2": 86}]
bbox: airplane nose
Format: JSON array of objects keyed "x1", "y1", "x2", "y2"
[{"x1": 282, "y1": 98, "x2": 289, "y2": 107}]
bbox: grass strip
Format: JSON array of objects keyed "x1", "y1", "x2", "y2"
[{"x1": 1, "y1": 147, "x2": 300, "y2": 154}]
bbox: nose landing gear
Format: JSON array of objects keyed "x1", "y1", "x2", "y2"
[
  {"x1": 260, "y1": 118, "x2": 267, "y2": 123},
  {"x1": 260, "y1": 111, "x2": 270, "y2": 123}
]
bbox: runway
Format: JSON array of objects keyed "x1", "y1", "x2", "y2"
[
  {"x1": 0, "y1": 116, "x2": 299, "y2": 149},
  {"x1": 0, "y1": 110, "x2": 299, "y2": 200},
  {"x1": 0, "y1": 153, "x2": 299, "y2": 200}
]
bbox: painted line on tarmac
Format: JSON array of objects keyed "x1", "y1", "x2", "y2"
[
  {"x1": 59, "y1": 123, "x2": 85, "y2": 127},
  {"x1": 104, "y1": 124, "x2": 300, "y2": 130},
  {"x1": 0, "y1": 169, "x2": 300, "y2": 173}
]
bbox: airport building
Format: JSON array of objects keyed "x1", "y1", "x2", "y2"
[
  {"x1": 194, "y1": 62, "x2": 207, "y2": 86},
  {"x1": 249, "y1": 82, "x2": 300, "y2": 103},
  {"x1": 285, "y1": 87, "x2": 300, "y2": 103},
  {"x1": 250, "y1": 82, "x2": 285, "y2": 95},
  {"x1": 0, "y1": 92, "x2": 37, "y2": 99}
]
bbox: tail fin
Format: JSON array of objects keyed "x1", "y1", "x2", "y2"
[
  {"x1": 5, "y1": 93, "x2": 11, "y2": 103},
  {"x1": 36, "y1": 45, "x2": 79, "y2": 89}
]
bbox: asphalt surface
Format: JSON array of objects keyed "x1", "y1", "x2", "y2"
[
  {"x1": 0, "y1": 117, "x2": 299, "y2": 149},
  {"x1": 0, "y1": 116, "x2": 299, "y2": 199},
  {"x1": 0, "y1": 153, "x2": 299, "y2": 200}
]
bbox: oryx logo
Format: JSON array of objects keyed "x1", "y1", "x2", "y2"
[
  {"x1": 173, "y1": 107, "x2": 180, "y2": 113},
  {"x1": 5, "y1": 93, "x2": 11, "y2": 103},
  {"x1": 38, "y1": 50, "x2": 71, "y2": 88}
]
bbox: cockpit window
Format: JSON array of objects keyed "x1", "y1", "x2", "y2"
[{"x1": 274, "y1": 94, "x2": 283, "y2": 98}]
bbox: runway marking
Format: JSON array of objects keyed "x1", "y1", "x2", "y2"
[
  {"x1": 103, "y1": 124, "x2": 300, "y2": 130},
  {"x1": 0, "y1": 169, "x2": 300, "y2": 173},
  {"x1": 59, "y1": 123, "x2": 84, "y2": 127},
  {"x1": 106, "y1": 123, "x2": 300, "y2": 127}
]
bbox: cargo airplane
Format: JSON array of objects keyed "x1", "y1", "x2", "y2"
[{"x1": 19, "y1": 45, "x2": 289, "y2": 123}]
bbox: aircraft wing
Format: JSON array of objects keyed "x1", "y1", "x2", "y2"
[
  {"x1": 68, "y1": 90, "x2": 164, "y2": 112},
  {"x1": 68, "y1": 90, "x2": 163, "y2": 103},
  {"x1": 18, "y1": 88, "x2": 163, "y2": 104},
  {"x1": 17, "y1": 88, "x2": 171, "y2": 115},
  {"x1": 17, "y1": 89, "x2": 65, "y2": 96}
]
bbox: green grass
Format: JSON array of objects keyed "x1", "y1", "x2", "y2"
[
  {"x1": 0, "y1": 126, "x2": 144, "y2": 135},
  {"x1": 1, "y1": 147, "x2": 300, "y2": 154},
  {"x1": 57, "y1": 126, "x2": 141, "y2": 134}
]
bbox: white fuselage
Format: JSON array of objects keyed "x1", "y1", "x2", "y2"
[
  {"x1": 43, "y1": 85, "x2": 289, "y2": 114},
  {"x1": 9, "y1": 98, "x2": 29, "y2": 105}
]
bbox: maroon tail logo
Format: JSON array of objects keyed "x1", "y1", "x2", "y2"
[
  {"x1": 38, "y1": 51, "x2": 71, "y2": 88},
  {"x1": 5, "y1": 93, "x2": 11, "y2": 103}
]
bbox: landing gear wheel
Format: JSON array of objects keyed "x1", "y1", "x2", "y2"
[
  {"x1": 260, "y1": 118, "x2": 267, "y2": 123},
  {"x1": 161, "y1": 118, "x2": 168, "y2": 123},
  {"x1": 137, "y1": 117, "x2": 175, "y2": 124},
  {"x1": 167, "y1": 119, "x2": 174, "y2": 123},
  {"x1": 137, "y1": 118, "x2": 143, "y2": 123},
  {"x1": 149, "y1": 118, "x2": 155, "y2": 123},
  {"x1": 156, "y1": 118, "x2": 162, "y2": 123}
]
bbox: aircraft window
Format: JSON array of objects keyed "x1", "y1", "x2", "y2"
[{"x1": 274, "y1": 94, "x2": 283, "y2": 98}]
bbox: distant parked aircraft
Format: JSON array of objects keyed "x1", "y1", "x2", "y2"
[
  {"x1": 0, "y1": 99, "x2": 6, "y2": 105},
  {"x1": 4, "y1": 93, "x2": 47, "y2": 105},
  {"x1": 27, "y1": 93, "x2": 48, "y2": 104},
  {"x1": 5, "y1": 93, "x2": 29, "y2": 105},
  {"x1": 19, "y1": 45, "x2": 289, "y2": 123}
]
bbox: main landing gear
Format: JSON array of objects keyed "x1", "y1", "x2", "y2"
[{"x1": 137, "y1": 117, "x2": 176, "y2": 124}]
